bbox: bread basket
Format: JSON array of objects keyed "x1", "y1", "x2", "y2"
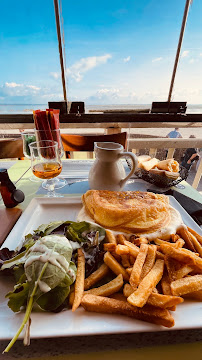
[{"x1": 134, "y1": 166, "x2": 189, "y2": 188}]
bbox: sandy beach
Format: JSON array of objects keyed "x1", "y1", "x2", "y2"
[{"x1": 1, "y1": 126, "x2": 202, "y2": 138}]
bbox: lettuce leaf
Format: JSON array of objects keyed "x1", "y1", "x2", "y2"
[
  {"x1": 36, "y1": 263, "x2": 76, "y2": 311},
  {"x1": 6, "y1": 282, "x2": 30, "y2": 313}
]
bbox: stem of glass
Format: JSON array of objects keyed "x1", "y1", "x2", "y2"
[{"x1": 45, "y1": 179, "x2": 57, "y2": 197}]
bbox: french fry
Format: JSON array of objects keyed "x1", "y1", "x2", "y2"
[
  {"x1": 116, "y1": 234, "x2": 127, "y2": 245},
  {"x1": 109, "y1": 292, "x2": 127, "y2": 301},
  {"x1": 81, "y1": 294, "x2": 175, "y2": 328},
  {"x1": 129, "y1": 244, "x2": 148, "y2": 289},
  {"x1": 123, "y1": 240, "x2": 139, "y2": 258},
  {"x1": 154, "y1": 238, "x2": 184, "y2": 248},
  {"x1": 139, "y1": 245, "x2": 157, "y2": 281},
  {"x1": 105, "y1": 230, "x2": 117, "y2": 244},
  {"x1": 129, "y1": 255, "x2": 135, "y2": 266},
  {"x1": 187, "y1": 227, "x2": 202, "y2": 245},
  {"x1": 69, "y1": 287, "x2": 75, "y2": 307},
  {"x1": 188, "y1": 231, "x2": 202, "y2": 257},
  {"x1": 104, "y1": 251, "x2": 129, "y2": 281},
  {"x1": 154, "y1": 238, "x2": 173, "y2": 246},
  {"x1": 72, "y1": 248, "x2": 85, "y2": 312},
  {"x1": 115, "y1": 244, "x2": 130, "y2": 255},
  {"x1": 171, "y1": 234, "x2": 180, "y2": 242},
  {"x1": 123, "y1": 283, "x2": 133, "y2": 297},
  {"x1": 103, "y1": 243, "x2": 116, "y2": 252},
  {"x1": 156, "y1": 252, "x2": 164, "y2": 260},
  {"x1": 161, "y1": 271, "x2": 172, "y2": 295},
  {"x1": 123, "y1": 283, "x2": 183, "y2": 308},
  {"x1": 111, "y1": 252, "x2": 122, "y2": 262},
  {"x1": 126, "y1": 267, "x2": 133, "y2": 275},
  {"x1": 85, "y1": 274, "x2": 123, "y2": 297},
  {"x1": 171, "y1": 274, "x2": 202, "y2": 296},
  {"x1": 175, "y1": 238, "x2": 185, "y2": 248},
  {"x1": 130, "y1": 237, "x2": 148, "y2": 246},
  {"x1": 174, "y1": 264, "x2": 194, "y2": 280},
  {"x1": 160, "y1": 244, "x2": 196, "y2": 265},
  {"x1": 127, "y1": 259, "x2": 164, "y2": 307},
  {"x1": 121, "y1": 254, "x2": 131, "y2": 268},
  {"x1": 177, "y1": 225, "x2": 196, "y2": 252},
  {"x1": 84, "y1": 263, "x2": 109, "y2": 290},
  {"x1": 180, "y1": 249, "x2": 202, "y2": 271},
  {"x1": 165, "y1": 256, "x2": 181, "y2": 282},
  {"x1": 183, "y1": 290, "x2": 202, "y2": 301}
]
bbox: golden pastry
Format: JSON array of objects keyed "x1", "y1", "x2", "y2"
[{"x1": 81, "y1": 190, "x2": 171, "y2": 234}]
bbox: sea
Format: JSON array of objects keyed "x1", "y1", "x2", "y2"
[
  {"x1": 0, "y1": 103, "x2": 202, "y2": 138},
  {"x1": 0, "y1": 103, "x2": 202, "y2": 114}
]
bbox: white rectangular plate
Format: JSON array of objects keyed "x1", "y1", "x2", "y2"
[{"x1": 1, "y1": 195, "x2": 202, "y2": 340}]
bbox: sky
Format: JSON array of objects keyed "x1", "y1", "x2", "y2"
[{"x1": 0, "y1": 0, "x2": 202, "y2": 105}]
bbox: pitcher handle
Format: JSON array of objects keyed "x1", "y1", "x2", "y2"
[{"x1": 118, "y1": 152, "x2": 138, "y2": 188}]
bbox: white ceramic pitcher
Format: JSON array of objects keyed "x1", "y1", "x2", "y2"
[{"x1": 88, "y1": 142, "x2": 138, "y2": 191}]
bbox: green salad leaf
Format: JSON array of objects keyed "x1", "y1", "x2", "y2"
[
  {"x1": 3, "y1": 234, "x2": 76, "y2": 353},
  {"x1": 6, "y1": 282, "x2": 30, "y2": 313},
  {"x1": 1, "y1": 220, "x2": 105, "y2": 353},
  {"x1": 36, "y1": 262, "x2": 76, "y2": 311}
]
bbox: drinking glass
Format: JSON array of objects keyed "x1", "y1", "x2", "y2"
[
  {"x1": 21, "y1": 131, "x2": 42, "y2": 182},
  {"x1": 34, "y1": 129, "x2": 67, "y2": 189},
  {"x1": 29, "y1": 140, "x2": 63, "y2": 197}
]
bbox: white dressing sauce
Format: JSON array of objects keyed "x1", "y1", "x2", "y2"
[
  {"x1": 24, "y1": 235, "x2": 72, "y2": 283},
  {"x1": 37, "y1": 280, "x2": 51, "y2": 293},
  {"x1": 67, "y1": 267, "x2": 76, "y2": 282}
]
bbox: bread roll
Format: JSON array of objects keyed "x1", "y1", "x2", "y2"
[
  {"x1": 156, "y1": 159, "x2": 179, "y2": 172},
  {"x1": 137, "y1": 155, "x2": 151, "y2": 168},
  {"x1": 139, "y1": 158, "x2": 159, "y2": 171}
]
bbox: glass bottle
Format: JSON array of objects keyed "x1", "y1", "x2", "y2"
[{"x1": 0, "y1": 169, "x2": 25, "y2": 208}]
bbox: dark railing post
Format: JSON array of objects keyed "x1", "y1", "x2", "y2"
[
  {"x1": 168, "y1": 0, "x2": 192, "y2": 102},
  {"x1": 53, "y1": 0, "x2": 67, "y2": 102}
]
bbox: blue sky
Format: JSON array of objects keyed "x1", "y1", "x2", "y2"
[{"x1": 0, "y1": 0, "x2": 202, "y2": 105}]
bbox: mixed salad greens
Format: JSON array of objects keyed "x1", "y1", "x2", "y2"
[{"x1": 0, "y1": 220, "x2": 105, "y2": 352}]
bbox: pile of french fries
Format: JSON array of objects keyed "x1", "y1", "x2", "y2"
[{"x1": 70, "y1": 226, "x2": 202, "y2": 328}]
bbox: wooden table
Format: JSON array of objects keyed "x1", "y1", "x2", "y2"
[{"x1": 0, "y1": 160, "x2": 202, "y2": 360}]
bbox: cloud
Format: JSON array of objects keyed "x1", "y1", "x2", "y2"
[
  {"x1": 26, "y1": 85, "x2": 40, "y2": 91},
  {"x1": 66, "y1": 54, "x2": 112, "y2": 82},
  {"x1": 189, "y1": 58, "x2": 195, "y2": 64},
  {"x1": 123, "y1": 56, "x2": 131, "y2": 63},
  {"x1": 0, "y1": 82, "x2": 41, "y2": 102},
  {"x1": 4, "y1": 82, "x2": 40, "y2": 92},
  {"x1": 50, "y1": 72, "x2": 60, "y2": 80},
  {"x1": 152, "y1": 57, "x2": 163, "y2": 63},
  {"x1": 86, "y1": 87, "x2": 138, "y2": 104},
  {"x1": 0, "y1": 79, "x2": 66, "y2": 104},
  {"x1": 181, "y1": 50, "x2": 189, "y2": 58},
  {"x1": 5, "y1": 82, "x2": 22, "y2": 88}
]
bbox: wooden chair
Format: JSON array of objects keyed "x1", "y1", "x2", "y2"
[
  {"x1": 61, "y1": 132, "x2": 127, "y2": 158},
  {"x1": 0, "y1": 139, "x2": 24, "y2": 159}
]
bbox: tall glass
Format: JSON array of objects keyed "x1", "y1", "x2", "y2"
[
  {"x1": 29, "y1": 140, "x2": 63, "y2": 197},
  {"x1": 34, "y1": 129, "x2": 67, "y2": 189},
  {"x1": 21, "y1": 131, "x2": 42, "y2": 182}
]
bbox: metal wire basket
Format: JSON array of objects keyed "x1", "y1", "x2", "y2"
[{"x1": 134, "y1": 166, "x2": 189, "y2": 188}]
